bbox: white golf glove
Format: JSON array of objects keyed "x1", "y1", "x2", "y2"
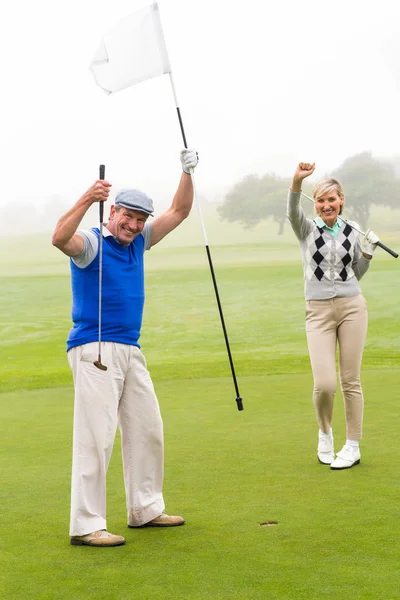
[
  {"x1": 180, "y1": 148, "x2": 199, "y2": 174},
  {"x1": 363, "y1": 229, "x2": 380, "y2": 256}
]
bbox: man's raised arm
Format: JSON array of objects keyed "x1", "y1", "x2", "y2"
[
  {"x1": 150, "y1": 149, "x2": 198, "y2": 247},
  {"x1": 52, "y1": 180, "x2": 111, "y2": 257}
]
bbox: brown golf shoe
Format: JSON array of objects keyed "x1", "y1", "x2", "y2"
[
  {"x1": 128, "y1": 513, "x2": 185, "y2": 528},
  {"x1": 70, "y1": 529, "x2": 126, "y2": 547}
]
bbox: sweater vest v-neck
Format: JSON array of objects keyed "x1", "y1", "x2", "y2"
[
  {"x1": 67, "y1": 228, "x2": 145, "y2": 351},
  {"x1": 287, "y1": 191, "x2": 371, "y2": 300}
]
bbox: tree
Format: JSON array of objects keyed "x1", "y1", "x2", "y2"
[
  {"x1": 332, "y1": 152, "x2": 400, "y2": 230},
  {"x1": 217, "y1": 173, "x2": 297, "y2": 234},
  {"x1": 219, "y1": 152, "x2": 400, "y2": 232}
]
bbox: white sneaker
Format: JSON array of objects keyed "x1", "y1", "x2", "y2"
[
  {"x1": 330, "y1": 445, "x2": 361, "y2": 470},
  {"x1": 317, "y1": 431, "x2": 334, "y2": 465}
]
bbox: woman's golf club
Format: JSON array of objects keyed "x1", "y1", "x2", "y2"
[{"x1": 301, "y1": 191, "x2": 398, "y2": 258}]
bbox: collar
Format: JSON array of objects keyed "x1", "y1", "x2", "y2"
[
  {"x1": 314, "y1": 216, "x2": 341, "y2": 233},
  {"x1": 102, "y1": 226, "x2": 114, "y2": 238}
]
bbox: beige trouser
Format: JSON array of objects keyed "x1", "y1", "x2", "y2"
[
  {"x1": 305, "y1": 295, "x2": 368, "y2": 441},
  {"x1": 67, "y1": 342, "x2": 165, "y2": 536}
]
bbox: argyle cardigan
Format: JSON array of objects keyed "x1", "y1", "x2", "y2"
[{"x1": 287, "y1": 191, "x2": 371, "y2": 300}]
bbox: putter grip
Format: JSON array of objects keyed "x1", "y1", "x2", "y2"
[
  {"x1": 376, "y1": 241, "x2": 398, "y2": 259},
  {"x1": 99, "y1": 164, "x2": 105, "y2": 221}
]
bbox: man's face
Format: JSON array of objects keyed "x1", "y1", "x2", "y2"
[{"x1": 107, "y1": 206, "x2": 148, "y2": 246}]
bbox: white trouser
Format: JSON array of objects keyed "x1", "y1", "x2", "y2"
[{"x1": 68, "y1": 342, "x2": 165, "y2": 536}]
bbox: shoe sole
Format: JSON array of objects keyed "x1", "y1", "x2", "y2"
[
  {"x1": 70, "y1": 538, "x2": 126, "y2": 546},
  {"x1": 330, "y1": 459, "x2": 361, "y2": 470},
  {"x1": 128, "y1": 521, "x2": 185, "y2": 528}
]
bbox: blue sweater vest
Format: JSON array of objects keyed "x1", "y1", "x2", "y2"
[{"x1": 67, "y1": 228, "x2": 145, "y2": 351}]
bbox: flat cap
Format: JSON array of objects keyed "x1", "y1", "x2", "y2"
[{"x1": 114, "y1": 189, "x2": 154, "y2": 216}]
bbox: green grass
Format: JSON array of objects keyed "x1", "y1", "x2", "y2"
[{"x1": 1, "y1": 224, "x2": 400, "y2": 599}]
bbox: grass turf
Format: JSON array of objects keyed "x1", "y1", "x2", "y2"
[
  {"x1": 1, "y1": 374, "x2": 400, "y2": 599},
  {"x1": 1, "y1": 225, "x2": 399, "y2": 599}
]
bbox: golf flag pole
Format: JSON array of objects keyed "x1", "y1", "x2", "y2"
[
  {"x1": 301, "y1": 192, "x2": 398, "y2": 258},
  {"x1": 93, "y1": 164, "x2": 108, "y2": 371},
  {"x1": 88, "y1": 1, "x2": 243, "y2": 409},
  {"x1": 169, "y1": 73, "x2": 243, "y2": 412}
]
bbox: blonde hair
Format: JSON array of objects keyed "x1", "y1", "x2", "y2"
[{"x1": 312, "y1": 177, "x2": 345, "y2": 215}]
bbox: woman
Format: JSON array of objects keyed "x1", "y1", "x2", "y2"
[{"x1": 287, "y1": 162, "x2": 379, "y2": 470}]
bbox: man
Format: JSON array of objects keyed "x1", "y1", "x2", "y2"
[{"x1": 52, "y1": 148, "x2": 198, "y2": 546}]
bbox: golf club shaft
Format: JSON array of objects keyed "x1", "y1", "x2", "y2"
[
  {"x1": 98, "y1": 164, "x2": 105, "y2": 363},
  {"x1": 301, "y1": 192, "x2": 398, "y2": 258}
]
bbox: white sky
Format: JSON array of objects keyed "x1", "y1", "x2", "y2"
[{"x1": 1, "y1": 0, "x2": 400, "y2": 225}]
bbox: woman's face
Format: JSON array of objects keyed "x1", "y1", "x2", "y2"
[{"x1": 314, "y1": 190, "x2": 344, "y2": 228}]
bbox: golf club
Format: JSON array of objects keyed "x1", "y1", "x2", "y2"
[
  {"x1": 93, "y1": 164, "x2": 108, "y2": 371},
  {"x1": 301, "y1": 191, "x2": 399, "y2": 258}
]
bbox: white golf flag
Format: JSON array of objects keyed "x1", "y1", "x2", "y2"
[{"x1": 89, "y1": 2, "x2": 171, "y2": 94}]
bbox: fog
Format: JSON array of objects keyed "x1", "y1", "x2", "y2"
[{"x1": 1, "y1": 0, "x2": 400, "y2": 234}]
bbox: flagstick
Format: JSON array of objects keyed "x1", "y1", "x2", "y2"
[
  {"x1": 301, "y1": 192, "x2": 398, "y2": 258},
  {"x1": 169, "y1": 73, "x2": 243, "y2": 411},
  {"x1": 93, "y1": 164, "x2": 108, "y2": 371}
]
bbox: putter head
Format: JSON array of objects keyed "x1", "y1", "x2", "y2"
[
  {"x1": 93, "y1": 358, "x2": 108, "y2": 371},
  {"x1": 236, "y1": 396, "x2": 243, "y2": 411}
]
